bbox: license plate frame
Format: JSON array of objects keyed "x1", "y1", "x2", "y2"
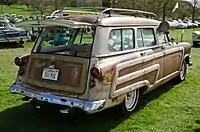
[{"x1": 42, "y1": 68, "x2": 59, "y2": 81}]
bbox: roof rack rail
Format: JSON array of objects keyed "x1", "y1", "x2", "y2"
[
  {"x1": 50, "y1": 8, "x2": 100, "y2": 19},
  {"x1": 99, "y1": 8, "x2": 157, "y2": 19},
  {"x1": 50, "y1": 7, "x2": 157, "y2": 20}
]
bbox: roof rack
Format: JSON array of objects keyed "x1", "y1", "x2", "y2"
[
  {"x1": 50, "y1": 8, "x2": 100, "y2": 19},
  {"x1": 99, "y1": 8, "x2": 157, "y2": 19},
  {"x1": 50, "y1": 7, "x2": 157, "y2": 20}
]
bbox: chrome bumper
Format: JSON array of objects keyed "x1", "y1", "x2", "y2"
[
  {"x1": 0, "y1": 36, "x2": 29, "y2": 43},
  {"x1": 10, "y1": 84, "x2": 105, "y2": 114}
]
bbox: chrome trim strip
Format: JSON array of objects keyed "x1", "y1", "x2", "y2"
[{"x1": 10, "y1": 84, "x2": 106, "y2": 114}]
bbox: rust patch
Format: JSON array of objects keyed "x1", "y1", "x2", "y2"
[
  {"x1": 111, "y1": 95, "x2": 125, "y2": 106},
  {"x1": 101, "y1": 66, "x2": 115, "y2": 85}
]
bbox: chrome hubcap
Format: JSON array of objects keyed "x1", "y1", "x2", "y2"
[
  {"x1": 180, "y1": 63, "x2": 185, "y2": 79},
  {"x1": 125, "y1": 90, "x2": 137, "y2": 110}
]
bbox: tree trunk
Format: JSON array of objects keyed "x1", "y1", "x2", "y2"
[
  {"x1": 102, "y1": 0, "x2": 111, "y2": 8},
  {"x1": 162, "y1": 2, "x2": 168, "y2": 20},
  {"x1": 192, "y1": 6, "x2": 195, "y2": 23}
]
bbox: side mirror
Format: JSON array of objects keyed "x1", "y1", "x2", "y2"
[{"x1": 157, "y1": 21, "x2": 170, "y2": 33}]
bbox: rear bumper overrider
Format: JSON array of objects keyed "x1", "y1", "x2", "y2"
[{"x1": 10, "y1": 84, "x2": 106, "y2": 114}]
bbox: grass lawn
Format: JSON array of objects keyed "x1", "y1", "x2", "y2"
[
  {"x1": 0, "y1": 27, "x2": 200, "y2": 132},
  {"x1": 0, "y1": 5, "x2": 39, "y2": 16}
]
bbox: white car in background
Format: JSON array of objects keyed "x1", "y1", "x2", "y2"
[
  {"x1": 194, "y1": 21, "x2": 200, "y2": 27},
  {"x1": 183, "y1": 19, "x2": 198, "y2": 28},
  {"x1": 172, "y1": 20, "x2": 187, "y2": 29},
  {"x1": 177, "y1": 19, "x2": 188, "y2": 28},
  {"x1": 167, "y1": 20, "x2": 179, "y2": 29}
]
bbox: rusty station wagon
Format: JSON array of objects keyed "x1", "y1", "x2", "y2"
[{"x1": 10, "y1": 8, "x2": 192, "y2": 115}]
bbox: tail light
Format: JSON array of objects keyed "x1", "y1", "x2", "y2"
[
  {"x1": 14, "y1": 54, "x2": 29, "y2": 67},
  {"x1": 90, "y1": 66, "x2": 102, "y2": 79},
  {"x1": 14, "y1": 57, "x2": 23, "y2": 66},
  {"x1": 14, "y1": 54, "x2": 30, "y2": 76}
]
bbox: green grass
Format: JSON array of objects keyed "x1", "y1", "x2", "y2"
[
  {"x1": 0, "y1": 28, "x2": 200, "y2": 132},
  {"x1": 0, "y1": 5, "x2": 100, "y2": 17},
  {"x1": 0, "y1": 5, "x2": 40, "y2": 16}
]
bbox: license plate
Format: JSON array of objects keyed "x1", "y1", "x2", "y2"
[{"x1": 42, "y1": 68, "x2": 59, "y2": 81}]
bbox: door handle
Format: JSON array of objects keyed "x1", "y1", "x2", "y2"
[
  {"x1": 160, "y1": 45, "x2": 165, "y2": 49},
  {"x1": 140, "y1": 52, "x2": 146, "y2": 56}
]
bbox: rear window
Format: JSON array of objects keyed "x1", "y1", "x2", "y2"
[
  {"x1": 108, "y1": 29, "x2": 135, "y2": 52},
  {"x1": 137, "y1": 28, "x2": 156, "y2": 48},
  {"x1": 33, "y1": 26, "x2": 95, "y2": 58}
]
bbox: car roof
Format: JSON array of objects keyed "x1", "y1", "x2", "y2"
[{"x1": 57, "y1": 14, "x2": 160, "y2": 27}]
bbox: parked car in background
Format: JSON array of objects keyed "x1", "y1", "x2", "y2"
[
  {"x1": 183, "y1": 19, "x2": 198, "y2": 28},
  {"x1": 183, "y1": 21, "x2": 193, "y2": 28},
  {"x1": 177, "y1": 19, "x2": 188, "y2": 28},
  {"x1": 0, "y1": 18, "x2": 29, "y2": 44},
  {"x1": 194, "y1": 21, "x2": 200, "y2": 27},
  {"x1": 173, "y1": 20, "x2": 187, "y2": 29},
  {"x1": 167, "y1": 20, "x2": 180, "y2": 29},
  {"x1": 10, "y1": 8, "x2": 192, "y2": 116},
  {"x1": 192, "y1": 31, "x2": 200, "y2": 46}
]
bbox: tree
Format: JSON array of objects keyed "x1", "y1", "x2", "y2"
[
  {"x1": 102, "y1": 0, "x2": 111, "y2": 7},
  {"x1": 191, "y1": 0, "x2": 200, "y2": 22}
]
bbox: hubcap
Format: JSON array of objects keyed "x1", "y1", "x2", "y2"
[
  {"x1": 180, "y1": 63, "x2": 185, "y2": 80},
  {"x1": 125, "y1": 90, "x2": 137, "y2": 111}
]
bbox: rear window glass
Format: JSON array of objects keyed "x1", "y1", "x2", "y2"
[
  {"x1": 137, "y1": 28, "x2": 156, "y2": 47},
  {"x1": 33, "y1": 26, "x2": 95, "y2": 58},
  {"x1": 108, "y1": 29, "x2": 134, "y2": 52}
]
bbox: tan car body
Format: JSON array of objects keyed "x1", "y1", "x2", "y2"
[{"x1": 10, "y1": 8, "x2": 192, "y2": 114}]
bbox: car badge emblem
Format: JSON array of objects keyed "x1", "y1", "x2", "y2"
[{"x1": 48, "y1": 65, "x2": 55, "y2": 69}]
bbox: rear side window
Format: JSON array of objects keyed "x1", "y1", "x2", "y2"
[
  {"x1": 137, "y1": 28, "x2": 156, "y2": 48},
  {"x1": 108, "y1": 29, "x2": 134, "y2": 52}
]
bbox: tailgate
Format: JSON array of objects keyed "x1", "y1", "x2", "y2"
[{"x1": 23, "y1": 53, "x2": 89, "y2": 94}]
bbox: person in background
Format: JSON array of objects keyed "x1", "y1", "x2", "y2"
[{"x1": 50, "y1": 29, "x2": 69, "y2": 46}]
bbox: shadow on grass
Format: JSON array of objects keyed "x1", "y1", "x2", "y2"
[
  {"x1": 0, "y1": 43, "x2": 24, "y2": 49},
  {"x1": 0, "y1": 81, "x2": 176, "y2": 132}
]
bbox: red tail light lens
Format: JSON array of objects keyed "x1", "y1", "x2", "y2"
[
  {"x1": 14, "y1": 54, "x2": 29, "y2": 67},
  {"x1": 14, "y1": 57, "x2": 23, "y2": 66},
  {"x1": 90, "y1": 66, "x2": 102, "y2": 79}
]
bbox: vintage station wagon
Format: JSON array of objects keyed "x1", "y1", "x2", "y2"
[{"x1": 10, "y1": 8, "x2": 192, "y2": 115}]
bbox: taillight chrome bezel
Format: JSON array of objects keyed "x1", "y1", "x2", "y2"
[
  {"x1": 14, "y1": 54, "x2": 29, "y2": 67},
  {"x1": 14, "y1": 57, "x2": 23, "y2": 66},
  {"x1": 90, "y1": 66, "x2": 102, "y2": 79}
]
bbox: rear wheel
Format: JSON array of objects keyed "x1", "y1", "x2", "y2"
[{"x1": 120, "y1": 89, "x2": 140, "y2": 116}]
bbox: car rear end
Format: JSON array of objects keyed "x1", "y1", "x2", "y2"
[{"x1": 10, "y1": 20, "x2": 106, "y2": 114}]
